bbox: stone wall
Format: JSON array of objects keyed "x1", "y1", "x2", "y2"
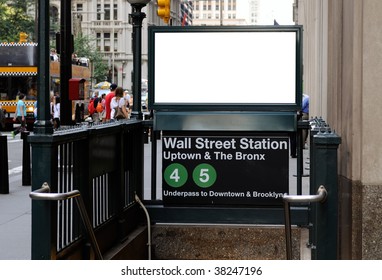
[{"x1": 327, "y1": 0, "x2": 382, "y2": 259}]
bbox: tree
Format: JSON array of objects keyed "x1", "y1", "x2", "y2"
[
  {"x1": 74, "y1": 33, "x2": 109, "y2": 83},
  {"x1": 0, "y1": 0, "x2": 35, "y2": 42}
]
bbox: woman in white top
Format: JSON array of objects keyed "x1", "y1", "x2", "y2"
[
  {"x1": 110, "y1": 87, "x2": 129, "y2": 120},
  {"x1": 53, "y1": 96, "x2": 61, "y2": 128}
]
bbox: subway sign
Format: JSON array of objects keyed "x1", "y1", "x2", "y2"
[{"x1": 162, "y1": 135, "x2": 289, "y2": 206}]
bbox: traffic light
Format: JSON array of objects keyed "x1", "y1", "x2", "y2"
[
  {"x1": 157, "y1": 0, "x2": 170, "y2": 24},
  {"x1": 19, "y1": 32, "x2": 28, "y2": 43}
]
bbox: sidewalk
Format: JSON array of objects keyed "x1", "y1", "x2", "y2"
[{"x1": 0, "y1": 173, "x2": 31, "y2": 260}]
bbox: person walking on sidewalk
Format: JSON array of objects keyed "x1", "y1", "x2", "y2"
[
  {"x1": 11, "y1": 93, "x2": 27, "y2": 138},
  {"x1": 52, "y1": 96, "x2": 61, "y2": 129},
  {"x1": 301, "y1": 94, "x2": 310, "y2": 148},
  {"x1": 104, "y1": 83, "x2": 117, "y2": 122}
]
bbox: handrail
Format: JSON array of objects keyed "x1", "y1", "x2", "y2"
[
  {"x1": 29, "y1": 182, "x2": 103, "y2": 260},
  {"x1": 283, "y1": 185, "x2": 327, "y2": 203},
  {"x1": 282, "y1": 185, "x2": 327, "y2": 260},
  {"x1": 135, "y1": 194, "x2": 152, "y2": 260}
]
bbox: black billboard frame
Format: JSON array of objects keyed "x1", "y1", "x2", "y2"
[{"x1": 148, "y1": 25, "x2": 303, "y2": 113}]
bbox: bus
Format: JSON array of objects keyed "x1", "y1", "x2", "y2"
[{"x1": 0, "y1": 42, "x2": 90, "y2": 130}]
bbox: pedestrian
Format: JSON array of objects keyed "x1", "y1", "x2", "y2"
[
  {"x1": 104, "y1": 83, "x2": 117, "y2": 122},
  {"x1": 11, "y1": 93, "x2": 27, "y2": 138},
  {"x1": 98, "y1": 93, "x2": 106, "y2": 121},
  {"x1": 110, "y1": 87, "x2": 129, "y2": 120},
  {"x1": 50, "y1": 48, "x2": 59, "y2": 61},
  {"x1": 91, "y1": 91, "x2": 100, "y2": 122},
  {"x1": 128, "y1": 93, "x2": 133, "y2": 114},
  {"x1": 33, "y1": 101, "x2": 37, "y2": 118},
  {"x1": 124, "y1": 91, "x2": 131, "y2": 117},
  {"x1": 302, "y1": 94, "x2": 309, "y2": 147},
  {"x1": 53, "y1": 96, "x2": 60, "y2": 129}
]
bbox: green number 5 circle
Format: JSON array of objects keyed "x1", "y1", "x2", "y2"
[
  {"x1": 193, "y1": 163, "x2": 217, "y2": 188},
  {"x1": 164, "y1": 163, "x2": 188, "y2": 188}
]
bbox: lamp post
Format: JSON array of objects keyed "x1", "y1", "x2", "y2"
[
  {"x1": 127, "y1": 0, "x2": 150, "y2": 120},
  {"x1": 34, "y1": 0, "x2": 53, "y2": 134},
  {"x1": 59, "y1": 0, "x2": 73, "y2": 125}
]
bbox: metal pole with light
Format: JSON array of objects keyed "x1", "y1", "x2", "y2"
[
  {"x1": 127, "y1": 0, "x2": 150, "y2": 120},
  {"x1": 59, "y1": 0, "x2": 73, "y2": 125},
  {"x1": 34, "y1": 0, "x2": 53, "y2": 134}
]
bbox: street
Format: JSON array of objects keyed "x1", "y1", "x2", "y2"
[{"x1": 4, "y1": 133, "x2": 24, "y2": 178}]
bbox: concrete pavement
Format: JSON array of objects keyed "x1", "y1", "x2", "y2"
[{"x1": 0, "y1": 132, "x2": 31, "y2": 260}]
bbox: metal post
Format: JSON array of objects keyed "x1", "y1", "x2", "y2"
[
  {"x1": 311, "y1": 129, "x2": 341, "y2": 259},
  {"x1": 34, "y1": 0, "x2": 53, "y2": 135},
  {"x1": 129, "y1": 2, "x2": 148, "y2": 120},
  {"x1": 59, "y1": 0, "x2": 73, "y2": 125},
  {"x1": 151, "y1": 129, "x2": 159, "y2": 200},
  {"x1": 309, "y1": 117, "x2": 327, "y2": 194},
  {"x1": 30, "y1": 138, "x2": 57, "y2": 259},
  {"x1": 307, "y1": 117, "x2": 324, "y2": 248},
  {"x1": 283, "y1": 186, "x2": 328, "y2": 260},
  {"x1": 30, "y1": 0, "x2": 57, "y2": 260},
  {"x1": 30, "y1": 183, "x2": 103, "y2": 260},
  {"x1": 0, "y1": 135, "x2": 9, "y2": 194},
  {"x1": 21, "y1": 131, "x2": 31, "y2": 186},
  {"x1": 296, "y1": 120, "x2": 310, "y2": 194}
]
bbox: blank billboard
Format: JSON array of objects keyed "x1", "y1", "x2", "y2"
[{"x1": 148, "y1": 26, "x2": 302, "y2": 111}]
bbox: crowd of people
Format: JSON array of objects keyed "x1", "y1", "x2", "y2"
[
  {"x1": 87, "y1": 83, "x2": 132, "y2": 123},
  {"x1": 2, "y1": 82, "x2": 133, "y2": 138}
]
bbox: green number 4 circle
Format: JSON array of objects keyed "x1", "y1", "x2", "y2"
[
  {"x1": 164, "y1": 163, "x2": 188, "y2": 188},
  {"x1": 193, "y1": 163, "x2": 217, "y2": 188}
]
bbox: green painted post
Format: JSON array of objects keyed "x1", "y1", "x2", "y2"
[
  {"x1": 132, "y1": 126, "x2": 145, "y2": 200},
  {"x1": 21, "y1": 131, "x2": 31, "y2": 186},
  {"x1": 0, "y1": 136, "x2": 9, "y2": 194},
  {"x1": 307, "y1": 117, "x2": 323, "y2": 248},
  {"x1": 59, "y1": 0, "x2": 73, "y2": 125},
  {"x1": 29, "y1": 0, "x2": 55, "y2": 259},
  {"x1": 34, "y1": 0, "x2": 53, "y2": 135},
  {"x1": 311, "y1": 129, "x2": 341, "y2": 259},
  {"x1": 30, "y1": 138, "x2": 58, "y2": 259}
]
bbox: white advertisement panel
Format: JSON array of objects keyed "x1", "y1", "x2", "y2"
[{"x1": 151, "y1": 27, "x2": 300, "y2": 107}]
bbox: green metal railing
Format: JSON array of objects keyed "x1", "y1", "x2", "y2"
[
  {"x1": 29, "y1": 116, "x2": 341, "y2": 260},
  {"x1": 283, "y1": 185, "x2": 328, "y2": 260},
  {"x1": 29, "y1": 120, "x2": 145, "y2": 259},
  {"x1": 30, "y1": 182, "x2": 103, "y2": 260},
  {"x1": 283, "y1": 117, "x2": 341, "y2": 260}
]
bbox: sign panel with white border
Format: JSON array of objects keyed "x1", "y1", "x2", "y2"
[{"x1": 162, "y1": 134, "x2": 289, "y2": 206}]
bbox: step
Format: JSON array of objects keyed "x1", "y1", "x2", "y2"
[{"x1": 104, "y1": 225, "x2": 149, "y2": 260}]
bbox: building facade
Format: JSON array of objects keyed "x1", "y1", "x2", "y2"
[
  {"x1": 192, "y1": 0, "x2": 258, "y2": 26},
  {"x1": 295, "y1": 0, "x2": 382, "y2": 259},
  {"x1": 191, "y1": 0, "x2": 295, "y2": 26}
]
